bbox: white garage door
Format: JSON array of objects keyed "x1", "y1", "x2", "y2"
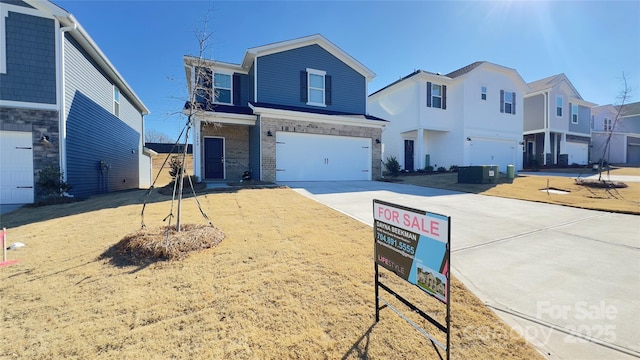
[
  {"x1": 0, "y1": 131, "x2": 34, "y2": 204},
  {"x1": 564, "y1": 142, "x2": 589, "y2": 165},
  {"x1": 276, "y1": 132, "x2": 371, "y2": 181},
  {"x1": 469, "y1": 138, "x2": 517, "y2": 173}
]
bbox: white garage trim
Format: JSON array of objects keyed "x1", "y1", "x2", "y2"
[
  {"x1": 1, "y1": 131, "x2": 34, "y2": 204},
  {"x1": 276, "y1": 132, "x2": 371, "y2": 181}
]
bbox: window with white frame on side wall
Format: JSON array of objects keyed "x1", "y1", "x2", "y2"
[
  {"x1": 300, "y1": 68, "x2": 332, "y2": 107},
  {"x1": 113, "y1": 86, "x2": 120, "y2": 117},
  {"x1": 571, "y1": 103, "x2": 578, "y2": 124},
  {"x1": 481, "y1": 86, "x2": 487, "y2": 100},
  {"x1": 426, "y1": 82, "x2": 447, "y2": 109},
  {"x1": 500, "y1": 90, "x2": 516, "y2": 115},
  {"x1": 556, "y1": 96, "x2": 563, "y2": 117}
]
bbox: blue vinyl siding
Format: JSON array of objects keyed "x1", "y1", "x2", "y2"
[
  {"x1": 568, "y1": 105, "x2": 591, "y2": 135},
  {"x1": 257, "y1": 44, "x2": 366, "y2": 114},
  {"x1": 64, "y1": 33, "x2": 143, "y2": 197},
  {"x1": 0, "y1": 11, "x2": 56, "y2": 104},
  {"x1": 235, "y1": 73, "x2": 249, "y2": 106},
  {"x1": 248, "y1": 64, "x2": 255, "y2": 103},
  {"x1": 66, "y1": 91, "x2": 140, "y2": 197}
]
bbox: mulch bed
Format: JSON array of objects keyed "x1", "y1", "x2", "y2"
[
  {"x1": 99, "y1": 224, "x2": 225, "y2": 266},
  {"x1": 575, "y1": 178, "x2": 628, "y2": 189}
]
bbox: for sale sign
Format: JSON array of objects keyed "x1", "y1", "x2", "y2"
[{"x1": 374, "y1": 200, "x2": 450, "y2": 303}]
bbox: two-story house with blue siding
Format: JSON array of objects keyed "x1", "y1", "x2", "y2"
[
  {"x1": 523, "y1": 74, "x2": 595, "y2": 167},
  {"x1": 368, "y1": 61, "x2": 529, "y2": 173},
  {"x1": 183, "y1": 34, "x2": 386, "y2": 182},
  {"x1": 590, "y1": 102, "x2": 640, "y2": 164},
  {"x1": 0, "y1": 0, "x2": 150, "y2": 205}
]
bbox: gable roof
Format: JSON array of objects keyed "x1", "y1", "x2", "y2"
[
  {"x1": 369, "y1": 61, "x2": 528, "y2": 97},
  {"x1": 527, "y1": 73, "x2": 583, "y2": 101},
  {"x1": 620, "y1": 101, "x2": 640, "y2": 117},
  {"x1": 445, "y1": 61, "x2": 485, "y2": 78},
  {"x1": 22, "y1": 0, "x2": 149, "y2": 114},
  {"x1": 240, "y1": 34, "x2": 376, "y2": 81}
]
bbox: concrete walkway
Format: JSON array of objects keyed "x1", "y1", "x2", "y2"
[{"x1": 279, "y1": 180, "x2": 640, "y2": 360}]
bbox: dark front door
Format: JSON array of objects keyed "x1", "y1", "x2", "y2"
[
  {"x1": 404, "y1": 139, "x2": 414, "y2": 171},
  {"x1": 204, "y1": 137, "x2": 224, "y2": 179}
]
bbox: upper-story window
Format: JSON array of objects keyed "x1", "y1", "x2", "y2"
[
  {"x1": 307, "y1": 68, "x2": 326, "y2": 106},
  {"x1": 481, "y1": 86, "x2": 487, "y2": 100},
  {"x1": 113, "y1": 86, "x2": 120, "y2": 117},
  {"x1": 500, "y1": 90, "x2": 516, "y2": 115},
  {"x1": 427, "y1": 82, "x2": 447, "y2": 109},
  {"x1": 556, "y1": 96, "x2": 563, "y2": 117},
  {"x1": 571, "y1": 104, "x2": 579, "y2": 124},
  {"x1": 604, "y1": 118, "x2": 613, "y2": 131},
  {"x1": 214, "y1": 72, "x2": 232, "y2": 104},
  {"x1": 300, "y1": 68, "x2": 332, "y2": 107}
]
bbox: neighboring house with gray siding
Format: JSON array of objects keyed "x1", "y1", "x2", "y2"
[
  {"x1": 183, "y1": 34, "x2": 386, "y2": 182},
  {"x1": 0, "y1": 0, "x2": 149, "y2": 205},
  {"x1": 591, "y1": 102, "x2": 640, "y2": 164},
  {"x1": 523, "y1": 74, "x2": 595, "y2": 167}
]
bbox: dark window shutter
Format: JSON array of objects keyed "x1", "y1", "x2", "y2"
[
  {"x1": 325, "y1": 75, "x2": 332, "y2": 105},
  {"x1": 427, "y1": 82, "x2": 432, "y2": 107},
  {"x1": 300, "y1": 70, "x2": 308, "y2": 102},
  {"x1": 442, "y1": 85, "x2": 447, "y2": 110},
  {"x1": 233, "y1": 74, "x2": 241, "y2": 105},
  {"x1": 500, "y1": 90, "x2": 505, "y2": 113},
  {"x1": 512, "y1": 92, "x2": 516, "y2": 114}
]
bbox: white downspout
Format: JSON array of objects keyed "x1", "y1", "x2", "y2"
[{"x1": 58, "y1": 20, "x2": 77, "y2": 181}]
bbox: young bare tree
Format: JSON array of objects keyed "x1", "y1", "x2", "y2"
[
  {"x1": 596, "y1": 73, "x2": 632, "y2": 181},
  {"x1": 141, "y1": 10, "x2": 217, "y2": 234}
]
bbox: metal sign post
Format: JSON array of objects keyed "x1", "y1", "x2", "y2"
[{"x1": 373, "y1": 200, "x2": 451, "y2": 359}]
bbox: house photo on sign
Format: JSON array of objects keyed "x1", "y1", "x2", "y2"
[{"x1": 373, "y1": 199, "x2": 450, "y2": 303}]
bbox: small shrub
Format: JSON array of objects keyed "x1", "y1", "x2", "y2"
[
  {"x1": 384, "y1": 156, "x2": 401, "y2": 177},
  {"x1": 437, "y1": 166, "x2": 447, "y2": 173},
  {"x1": 169, "y1": 157, "x2": 184, "y2": 179},
  {"x1": 449, "y1": 165, "x2": 459, "y2": 173},
  {"x1": 36, "y1": 165, "x2": 71, "y2": 198},
  {"x1": 425, "y1": 165, "x2": 434, "y2": 172}
]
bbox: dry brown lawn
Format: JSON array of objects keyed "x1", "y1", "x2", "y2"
[
  {"x1": 0, "y1": 168, "x2": 543, "y2": 359},
  {"x1": 396, "y1": 166, "x2": 640, "y2": 215}
]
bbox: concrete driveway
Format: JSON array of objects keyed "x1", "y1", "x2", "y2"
[{"x1": 279, "y1": 180, "x2": 640, "y2": 360}]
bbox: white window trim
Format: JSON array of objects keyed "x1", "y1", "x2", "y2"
[
  {"x1": 571, "y1": 104, "x2": 579, "y2": 124},
  {"x1": 213, "y1": 71, "x2": 233, "y2": 105},
  {"x1": 504, "y1": 91, "x2": 514, "y2": 114},
  {"x1": 481, "y1": 86, "x2": 487, "y2": 101},
  {"x1": 306, "y1": 68, "x2": 326, "y2": 107},
  {"x1": 556, "y1": 96, "x2": 563, "y2": 117},
  {"x1": 113, "y1": 86, "x2": 120, "y2": 117},
  {"x1": 432, "y1": 83, "x2": 443, "y2": 109}
]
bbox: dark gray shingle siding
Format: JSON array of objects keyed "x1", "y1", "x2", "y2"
[{"x1": 0, "y1": 11, "x2": 56, "y2": 104}]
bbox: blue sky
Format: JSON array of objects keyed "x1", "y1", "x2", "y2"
[{"x1": 55, "y1": 0, "x2": 640, "y2": 142}]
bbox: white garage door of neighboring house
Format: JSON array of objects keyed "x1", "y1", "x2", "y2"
[
  {"x1": 468, "y1": 138, "x2": 517, "y2": 173},
  {"x1": 564, "y1": 142, "x2": 589, "y2": 165},
  {"x1": 276, "y1": 132, "x2": 371, "y2": 181},
  {"x1": 0, "y1": 131, "x2": 34, "y2": 204}
]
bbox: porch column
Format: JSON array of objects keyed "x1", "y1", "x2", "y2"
[
  {"x1": 415, "y1": 128, "x2": 425, "y2": 170},
  {"x1": 544, "y1": 130, "x2": 551, "y2": 166},
  {"x1": 560, "y1": 132, "x2": 567, "y2": 155}
]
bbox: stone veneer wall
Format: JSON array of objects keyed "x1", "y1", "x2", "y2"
[
  {"x1": 259, "y1": 117, "x2": 383, "y2": 182},
  {"x1": 0, "y1": 107, "x2": 60, "y2": 199},
  {"x1": 200, "y1": 123, "x2": 250, "y2": 181}
]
